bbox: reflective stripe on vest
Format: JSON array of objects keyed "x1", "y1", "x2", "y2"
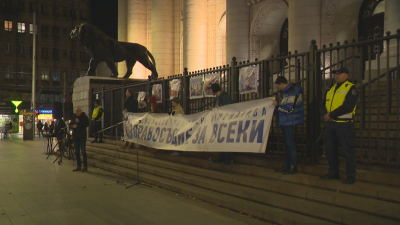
[
  {"x1": 92, "y1": 106, "x2": 104, "y2": 121},
  {"x1": 325, "y1": 80, "x2": 356, "y2": 122}
]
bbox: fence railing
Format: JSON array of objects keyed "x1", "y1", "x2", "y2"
[{"x1": 93, "y1": 29, "x2": 400, "y2": 168}]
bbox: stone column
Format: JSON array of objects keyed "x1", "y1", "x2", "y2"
[
  {"x1": 385, "y1": 0, "x2": 400, "y2": 61},
  {"x1": 125, "y1": 0, "x2": 148, "y2": 79},
  {"x1": 118, "y1": 0, "x2": 128, "y2": 77},
  {"x1": 183, "y1": 0, "x2": 208, "y2": 72},
  {"x1": 288, "y1": 0, "x2": 321, "y2": 53},
  {"x1": 226, "y1": 1, "x2": 249, "y2": 63},
  {"x1": 152, "y1": 0, "x2": 174, "y2": 78}
]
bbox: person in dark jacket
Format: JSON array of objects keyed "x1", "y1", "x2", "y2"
[
  {"x1": 70, "y1": 108, "x2": 90, "y2": 172},
  {"x1": 273, "y1": 76, "x2": 305, "y2": 175},
  {"x1": 37, "y1": 120, "x2": 44, "y2": 138},
  {"x1": 49, "y1": 121, "x2": 55, "y2": 134},
  {"x1": 120, "y1": 89, "x2": 139, "y2": 149},
  {"x1": 209, "y1": 83, "x2": 234, "y2": 165},
  {"x1": 44, "y1": 122, "x2": 49, "y2": 134}
]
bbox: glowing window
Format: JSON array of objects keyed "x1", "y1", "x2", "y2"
[
  {"x1": 4, "y1": 20, "x2": 12, "y2": 31},
  {"x1": 17, "y1": 22, "x2": 25, "y2": 33}
]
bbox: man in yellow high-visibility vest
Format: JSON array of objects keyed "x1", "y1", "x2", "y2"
[
  {"x1": 319, "y1": 67, "x2": 358, "y2": 184},
  {"x1": 91, "y1": 100, "x2": 104, "y2": 143}
]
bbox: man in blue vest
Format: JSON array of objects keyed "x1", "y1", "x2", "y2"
[
  {"x1": 91, "y1": 100, "x2": 104, "y2": 143},
  {"x1": 319, "y1": 67, "x2": 358, "y2": 184},
  {"x1": 273, "y1": 76, "x2": 305, "y2": 174}
]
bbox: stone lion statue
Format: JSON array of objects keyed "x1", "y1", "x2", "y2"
[{"x1": 70, "y1": 23, "x2": 158, "y2": 80}]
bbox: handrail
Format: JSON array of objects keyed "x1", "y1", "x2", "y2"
[
  {"x1": 361, "y1": 67, "x2": 398, "y2": 88},
  {"x1": 322, "y1": 55, "x2": 360, "y2": 71}
]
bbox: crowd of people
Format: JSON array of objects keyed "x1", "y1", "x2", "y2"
[
  {"x1": 57, "y1": 67, "x2": 357, "y2": 184},
  {"x1": 1, "y1": 120, "x2": 13, "y2": 140}
]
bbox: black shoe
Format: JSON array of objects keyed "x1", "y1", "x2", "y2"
[
  {"x1": 343, "y1": 177, "x2": 356, "y2": 184},
  {"x1": 320, "y1": 173, "x2": 340, "y2": 180},
  {"x1": 283, "y1": 165, "x2": 298, "y2": 175},
  {"x1": 275, "y1": 165, "x2": 288, "y2": 173},
  {"x1": 91, "y1": 140, "x2": 97, "y2": 143}
]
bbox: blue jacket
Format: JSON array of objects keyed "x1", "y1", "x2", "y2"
[
  {"x1": 276, "y1": 83, "x2": 305, "y2": 127},
  {"x1": 213, "y1": 91, "x2": 232, "y2": 107}
]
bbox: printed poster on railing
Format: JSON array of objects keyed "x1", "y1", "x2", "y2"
[
  {"x1": 137, "y1": 91, "x2": 147, "y2": 109},
  {"x1": 169, "y1": 79, "x2": 180, "y2": 100},
  {"x1": 203, "y1": 73, "x2": 220, "y2": 97},
  {"x1": 123, "y1": 97, "x2": 275, "y2": 153},
  {"x1": 152, "y1": 84, "x2": 162, "y2": 103},
  {"x1": 239, "y1": 65, "x2": 259, "y2": 94},
  {"x1": 190, "y1": 76, "x2": 203, "y2": 99}
]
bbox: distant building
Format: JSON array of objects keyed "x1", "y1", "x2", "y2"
[{"x1": 0, "y1": 0, "x2": 91, "y2": 105}]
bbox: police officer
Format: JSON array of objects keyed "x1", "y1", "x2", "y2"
[
  {"x1": 319, "y1": 67, "x2": 358, "y2": 184},
  {"x1": 91, "y1": 100, "x2": 104, "y2": 143}
]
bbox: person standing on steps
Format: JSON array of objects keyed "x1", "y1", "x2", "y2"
[
  {"x1": 209, "y1": 83, "x2": 234, "y2": 165},
  {"x1": 70, "y1": 108, "x2": 90, "y2": 172},
  {"x1": 91, "y1": 100, "x2": 104, "y2": 143},
  {"x1": 273, "y1": 76, "x2": 304, "y2": 175},
  {"x1": 170, "y1": 97, "x2": 185, "y2": 156},
  {"x1": 319, "y1": 67, "x2": 358, "y2": 185},
  {"x1": 120, "y1": 89, "x2": 139, "y2": 149}
]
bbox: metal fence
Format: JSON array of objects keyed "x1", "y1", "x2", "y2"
[{"x1": 93, "y1": 29, "x2": 400, "y2": 168}]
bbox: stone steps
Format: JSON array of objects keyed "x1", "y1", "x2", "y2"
[
  {"x1": 84, "y1": 140, "x2": 400, "y2": 224},
  {"x1": 88, "y1": 159, "x2": 333, "y2": 225}
]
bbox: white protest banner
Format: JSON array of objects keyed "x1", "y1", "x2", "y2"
[{"x1": 124, "y1": 97, "x2": 274, "y2": 153}]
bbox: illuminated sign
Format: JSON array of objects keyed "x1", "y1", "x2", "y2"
[
  {"x1": 35, "y1": 110, "x2": 53, "y2": 114},
  {"x1": 11, "y1": 101, "x2": 22, "y2": 113}
]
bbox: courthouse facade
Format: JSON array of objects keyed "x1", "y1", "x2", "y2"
[{"x1": 118, "y1": 0, "x2": 400, "y2": 79}]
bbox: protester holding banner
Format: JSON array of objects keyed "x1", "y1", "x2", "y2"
[
  {"x1": 149, "y1": 96, "x2": 163, "y2": 113},
  {"x1": 210, "y1": 83, "x2": 234, "y2": 165},
  {"x1": 121, "y1": 89, "x2": 139, "y2": 149},
  {"x1": 147, "y1": 95, "x2": 163, "y2": 153},
  {"x1": 273, "y1": 76, "x2": 304, "y2": 175},
  {"x1": 170, "y1": 97, "x2": 185, "y2": 156},
  {"x1": 171, "y1": 97, "x2": 184, "y2": 115}
]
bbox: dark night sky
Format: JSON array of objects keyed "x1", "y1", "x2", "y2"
[{"x1": 90, "y1": 0, "x2": 118, "y2": 40}]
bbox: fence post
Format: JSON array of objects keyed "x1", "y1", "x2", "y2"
[
  {"x1": 101, "y1": 86, "x2": 105, "y2": 138},
  {"x1": 307, "y1": 40, "x2": 322, "y2": 163},
  {"x1": 230, "y1": 57, "x2": 238, "y2": 103},
  {"x1": 262, "y1": 59, "x2": 270, "y2": 98},
  {"x1": 182, "y1": 68, "x2": 190, "y2": 114},
  {"x1": 146, "y1": 78, "x2": 151, "y2": 112},
  {"x1": 162, "y1": 78, "x2": 167, "y2": 113}
]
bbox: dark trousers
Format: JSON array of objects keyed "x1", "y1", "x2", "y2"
[
  {"x1": 73, "y1": 138, "x2": 87, "y2": 167},
  {"x1": 324, "y1": 122, "x2": 356, "y2": 177},
  {"x1": 281, "y1": 126, "x2": 297, "y2": 166},
  {"x1": 93, "y1": 121, "x2": 103, "y2": 141},
  {"x1": 38, "y1": 129, "x2": 43, "y2": 137}
]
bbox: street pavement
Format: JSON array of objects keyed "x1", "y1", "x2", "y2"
[{"x1": 0, "y1": 134, "x2": 268, "y2": 225}]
